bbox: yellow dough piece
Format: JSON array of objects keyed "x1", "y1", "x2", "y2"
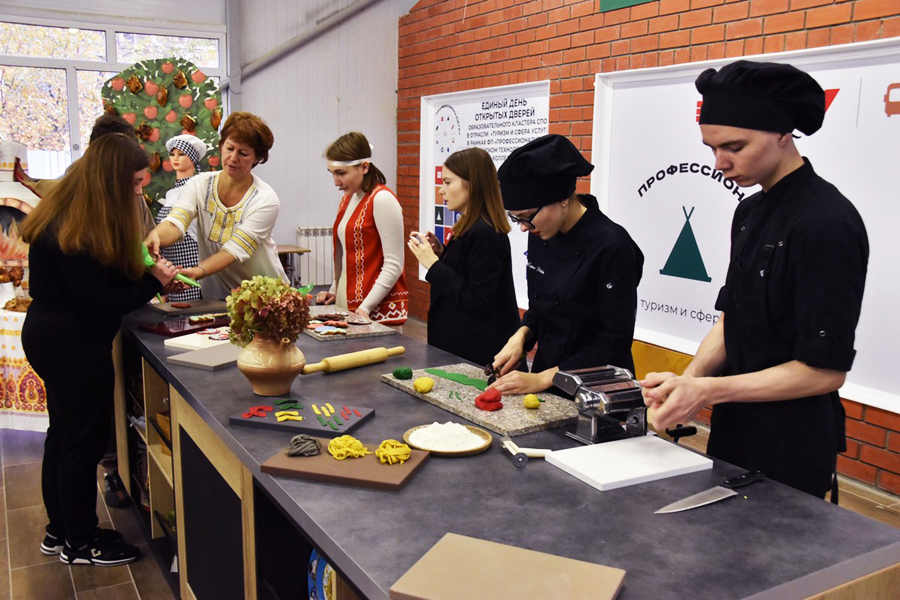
[
  {"x1": 413, "y1": 377, "x2": 435, "y2": 393},
  {"x1": 312, "y1": 404, "x2": 321, "y2": 415},
  {"x1": 375, "y1": 440, "x2": 412, "y2": 465},
  {"x1": 523, "y1": 394, "x2": 541, "y2": 409},
  {"x1": 327, "y1": 435, "x2": 373, "y2": 460}
]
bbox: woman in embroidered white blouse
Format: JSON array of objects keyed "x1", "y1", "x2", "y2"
[{"x1": 144, "y1": 112, "x2": 287, "y2": 300}]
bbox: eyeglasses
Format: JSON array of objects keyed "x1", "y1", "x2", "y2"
[{"x1": 506, "y1": 205, "x2": 543, "y2": 230}]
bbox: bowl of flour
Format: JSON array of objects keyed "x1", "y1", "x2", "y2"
[{"x1": 403, "y1": 421, "x2": 492, "y2": 457}]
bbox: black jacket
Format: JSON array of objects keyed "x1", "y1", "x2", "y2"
[
  {"x1": 426, "y1": 219, "x2": 520, "y2": 366},
  {"x1": 522, "y1": 195, "x2": 643, "y2": 374},
  {"x1": 708, "y1": 159, "x2": 868, "y2": 498}
]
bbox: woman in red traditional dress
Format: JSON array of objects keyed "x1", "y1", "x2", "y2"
[{"x1": 317, "y1": 132, "x2": 407, "y2": 325}]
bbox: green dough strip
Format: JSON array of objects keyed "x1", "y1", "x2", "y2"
[
  {"x1": 328, "y1": 420, "x2": 339, "y2": 430},
  {"x1": 316, "y1": 415, "x2": 327, "y2": 427},
  {"x1": 423, "y1": 368, "x2": 487, "y2": 391},
  {"x1": 333, "y1": 414, "x2": 344, "y2": 426}
]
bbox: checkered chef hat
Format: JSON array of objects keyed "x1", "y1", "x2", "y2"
[{"x1": 165, "y1": 134, "x2": 208, "y2": 169}]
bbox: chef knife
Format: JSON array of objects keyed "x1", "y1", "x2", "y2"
[{"x1": 655, "y1": 470, "x2": 765, "y2": 514}]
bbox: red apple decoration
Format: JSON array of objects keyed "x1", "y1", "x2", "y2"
[
  {"x1": 144, "y1": 81, "x2": 159, "y2": 97},
  {"x1": 122, "y1": 113, "x2": 136, "y2": 125},
  {"x1": 165, "y1": 110, "x2": 178, "y2": 123},
  {"x1": 111, "y1": 77, "x2": 125, "y2": 91},
  {"x1": 143, "y1": 106, "x2": 158, "y2": 120},
  {"x1": 178, "y1": 95, "x2": 193, "y2": 108}
]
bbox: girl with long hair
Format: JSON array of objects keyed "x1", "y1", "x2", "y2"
[
  {"x1": 408, "y1": 147, "x2": 520, "y2": 365},
  {"x1": 22, "y1": 133, "x2": 177, "y2": 566},
  {"x1": 317, "y1": 132, "x2": 408, "y2": 324}
]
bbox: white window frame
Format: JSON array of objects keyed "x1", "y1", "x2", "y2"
[{"x1": 0, "y1": 14, "x2": 226, "y2": 158}]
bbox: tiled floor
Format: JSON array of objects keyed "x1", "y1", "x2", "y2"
[
  {"x1": 1, "y1": 429, "x2": 176, "y2": 600},
  {"x1": 2, "y1": 317, "x2": 897, "y2": 599}
]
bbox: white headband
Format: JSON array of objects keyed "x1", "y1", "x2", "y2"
[
  {"x1": 327, "y1": 142, "x2": 375, "y2": 168},
  {"x1": 327, "y1": 158, "x2": 371, "y2": 167}
]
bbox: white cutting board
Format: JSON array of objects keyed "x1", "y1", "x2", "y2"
[
  {"x1": 164, "y1": 329, "x2": 230, "y2": 351},
  {"x1": 546, "y1": 435, "x2": 712, "y2": 491}
]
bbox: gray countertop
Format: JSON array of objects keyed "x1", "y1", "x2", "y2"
[{"x1": 124, "y1": 308, "x2": 900, "y2": 600}]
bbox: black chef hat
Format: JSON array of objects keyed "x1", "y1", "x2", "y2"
[
  {"x1": 696, "y1": 60, "x2": 825, "y2": 136},
  {"x1": 497, "y1": 134, "x2": 594, "y2": 210}
]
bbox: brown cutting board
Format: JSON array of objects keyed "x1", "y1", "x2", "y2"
[
  {"x1": 147, "y1": 298, "x2": 227, "y2": 315},
  {"x1": 260, "y1": 440, "x2": 429, "y2": 491},
  {"x1": 381, "y1": 363, "x2": 577, "y2": 437},
  {"x1": 139, "y1": 315, "x2": 230, "y2": 337},
  {"x1": 389, "y1": 532, "x2": 625, "y2": 600}
]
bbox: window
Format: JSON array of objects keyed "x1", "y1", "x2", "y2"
[{"x1": 0, "y1": 19, "x2": 224, "y2": 178}]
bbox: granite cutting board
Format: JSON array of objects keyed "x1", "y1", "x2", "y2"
[
  {"x1": 304, "y1": 305, "x2": 398, "y2": 342},
  {"x1": 381, "y1": 363, "x2": 577, "y2": 437}
]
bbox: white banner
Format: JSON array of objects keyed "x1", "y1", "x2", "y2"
[
  {"x1": 419, "y1": 82, "x2": 550, "y2": 307},
  {"x1": 592, "y1": 39, "x2": 900, "y2": 413}
]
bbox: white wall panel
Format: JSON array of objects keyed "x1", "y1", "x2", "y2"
[
  {"x1": 0, "y1": 0, "x2": 226, "y2": 31},
  {"x1": 236, "y1": 0, "x2": 416, "y2": 248}
]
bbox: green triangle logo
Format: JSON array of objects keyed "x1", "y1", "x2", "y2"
[{"x1": 660, "y1": 207, "x2": 712, "y2": 283}]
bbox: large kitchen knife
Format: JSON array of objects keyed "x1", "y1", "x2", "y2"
[{"x1": 655, "y1": 470, "x2": 765, "y2": 514}]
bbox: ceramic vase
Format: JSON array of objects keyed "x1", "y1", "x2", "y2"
[{"x1": 236, "y1": 334, "x2": 306, "y2": 396}]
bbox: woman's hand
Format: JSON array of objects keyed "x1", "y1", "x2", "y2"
[
  {"x1": 492, "y1": 329, "x2": 528, "y2": 376},
  {"x1": 178, "y1": 266, "x2": 204, "y2": 282},
  {"x1": 316, "y1": 291, "x2": 336, "y2": 305},
  {"x1": 424, "y1": 231, "x2": 443, "y2": 256},
  {"x1": 488, "y1": 368, "x2": 556, "y2": 395},
  {"x1": 354, "y1": 307, "x2": 370, "y2": 318},
  {"x1": 161, "y1": 279, "x2": 188, "y2": 295},
  {"x1": 149, "y1": 258, "x2": 178, "y2": 286},
  {"x1": 407, "y1": 232, "x2": 439, "y2": 269},
  {"x1": 144, "y1": 230, "x2": 162, "y2": 261}
]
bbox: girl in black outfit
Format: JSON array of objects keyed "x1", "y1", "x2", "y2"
[
  {"x1": 490, "y1": 135, "x2": 644, "y2": 395},
  {"x1": 408, "y1": 147, "x2": 520, "y2": 366},
  {"x1": 22, "y1": 134, "x2": 178, "y2": 566}
]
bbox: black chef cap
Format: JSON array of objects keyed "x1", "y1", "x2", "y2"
[
  {"x1": 497, "y1": 134, "x2": 594, "y2": 210},
  {"x1": 696, "y1": 60, "x2": 825, "y2": 136}
]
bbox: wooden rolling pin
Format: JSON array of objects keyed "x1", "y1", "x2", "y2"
[{"x1": 302, "y1": 346, "x2": 405, "y2": 374}]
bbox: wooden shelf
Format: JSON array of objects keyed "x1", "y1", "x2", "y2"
[{"x1": 148, "y1": 443, "x2": 174, "y2": 487}]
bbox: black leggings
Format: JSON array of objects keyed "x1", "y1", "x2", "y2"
[{"x1": 25, "y1": 327, "x2": 114, "y2": 546}]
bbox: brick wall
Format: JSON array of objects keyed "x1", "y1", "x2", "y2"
[{"x1": 396, "y1": 0, "x2": 900, "y2": 496}]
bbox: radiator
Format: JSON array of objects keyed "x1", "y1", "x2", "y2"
[{"x1": 296, "y1": 226, "x2": 334, "y2": 288}]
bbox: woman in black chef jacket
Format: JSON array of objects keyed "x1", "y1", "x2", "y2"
[
  {"x1": 407, "y1": 147, "x2": 520, "y2": 365},
  {"x1": 489, "y1": 134, "x2": 644, "y2": 395}
]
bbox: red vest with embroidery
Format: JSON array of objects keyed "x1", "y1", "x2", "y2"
[{"x1": 332, "y1": 184, "x2": 408, "y2": 325}]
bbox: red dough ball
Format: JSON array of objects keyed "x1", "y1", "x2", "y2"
[
  {"x1": 477, "y1": 389, "x2": 501, "y2": 403},
  {"x1": 475, "y1": 398, "x2": 503, "y2": 411},
  {"x1": 475, "y1": 389, "x2": 503, "y2": 411}
]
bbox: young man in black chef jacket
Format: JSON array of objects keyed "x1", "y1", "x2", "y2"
[{"x1": 641, "y1": 60, "x2": 869, "y2": 499}]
